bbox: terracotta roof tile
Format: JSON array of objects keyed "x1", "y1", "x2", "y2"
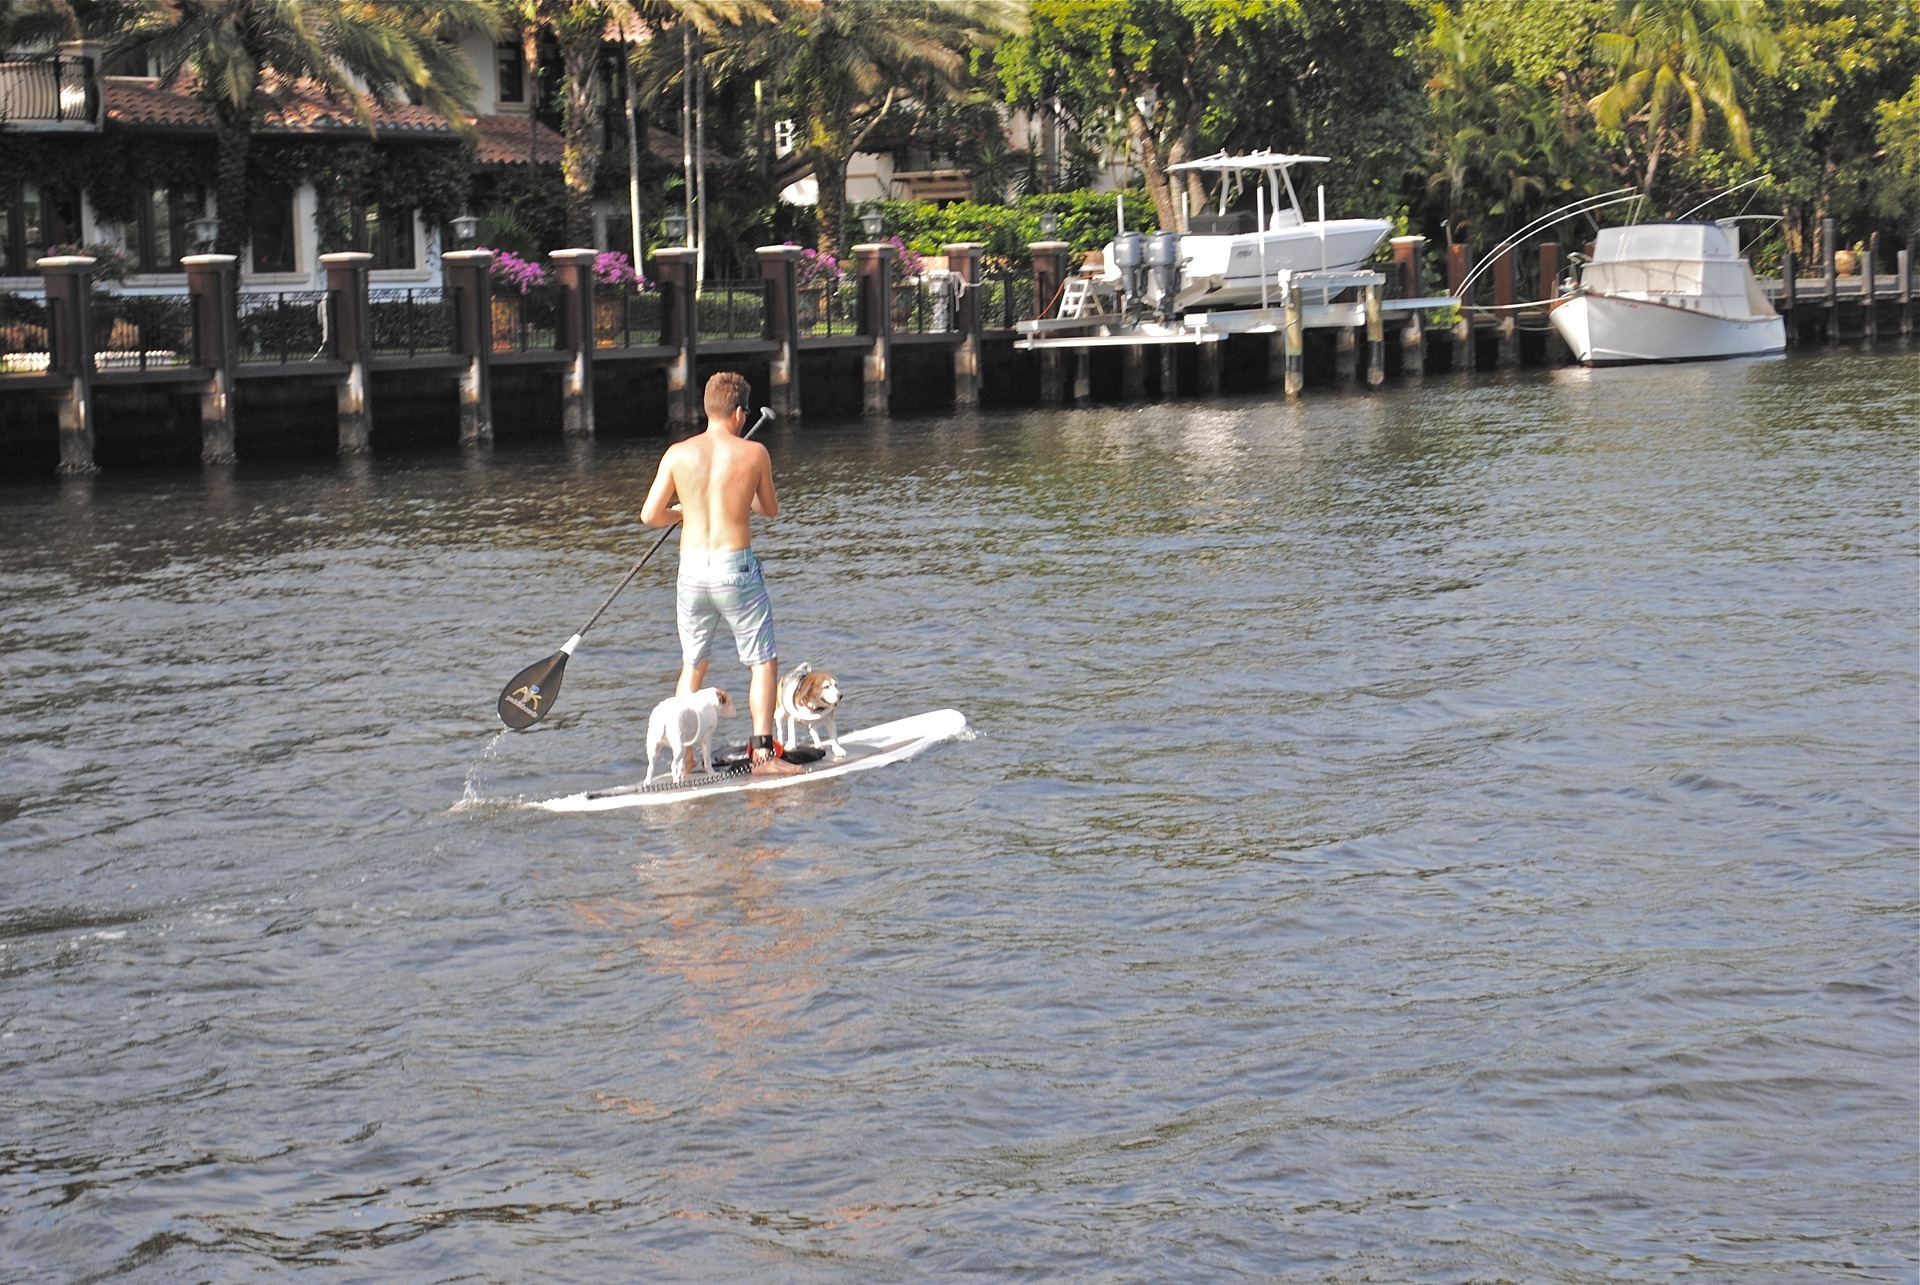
[
  {"x1": 471, "y1": 111, "x2": 563, "y2": 166},
  {"x1": 104, "y1": 76, "x2": 457, "y2": 139}
]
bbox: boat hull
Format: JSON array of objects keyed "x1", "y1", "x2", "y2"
[
  {"x1": 1167, "y1": 219, "x2": 1392, "y2": 312},
  {"x1": 1551, "y1": 293, "x2": 1786, "y2": 366}
]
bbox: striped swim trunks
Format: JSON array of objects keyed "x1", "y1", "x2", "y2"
[{"x1": 676, "y1": 548, "x2": 776, "y2": 667}]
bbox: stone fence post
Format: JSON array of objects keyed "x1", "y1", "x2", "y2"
[
  {"x1": 757, "y1": 244, "x2": 802, "y2": 421},
  {"x1": 321, "y1": 251, "x2": 373, "y2": 454},
  {"x1": 182, "y1": 254, "x2": 238, "y2": 464},
  {"x1": 443, "y1": 250, "x2": 493, "y2": 445},
  {"x1": 854, "y1": 240, "x2": 897, "y2": 417},
  {"x1": 944, "y1": 242, "x2": 984, "y2": 407},
  {"x1": 654, "y1": 247, "x2": 700, "y2": 430},
  {"x1": 551, "y1": 248, "x2": 597, "y2": 437},
  {"x1": 1030, "y1": 239, "x2": 1072, "y2": 403},
  {"x1": 38, "y1": 255, "x2": 97, "y2": 473}
]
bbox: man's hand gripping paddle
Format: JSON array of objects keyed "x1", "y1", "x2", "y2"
[{"x1": 496, "y1": 406, "x2": 775, "y2": 730}]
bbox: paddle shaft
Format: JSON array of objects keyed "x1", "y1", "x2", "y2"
[{"x1": 567, "y1": 405, "x2": 774, "y2": 647}]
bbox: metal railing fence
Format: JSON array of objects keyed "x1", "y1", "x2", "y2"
[
  {"x1": 370, "y1": 288, "x2": 454, "y2": 358},
  {"x1": 91, "y1": 290, "x2": 191, "y2": 370},
  {"x1": 0, "y1": 293, "x2": 50, "y2": 373},
  {"x1": 796, "y1": 279, "x2": 859, "y2": 338},
  {"x1": 594, "y1": 287, "x2": 664, "y2": 348},
  {"x1": 696, "y1": 280, "x2": 768, "y2": 341},
  {"x1": 492, "y1": 284, "x2": 560, "y2": 352},
  {"x1": 237, "y1": 291, "x2": 330, "y2": 364}
]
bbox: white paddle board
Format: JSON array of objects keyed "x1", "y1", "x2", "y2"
[{"x1": 532, "y1": 708, "x2": 968, "y2": 812}]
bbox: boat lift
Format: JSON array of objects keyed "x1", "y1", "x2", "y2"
[{"x1": 1015, "y1": 268, "x2": 1457, "y2": 351}]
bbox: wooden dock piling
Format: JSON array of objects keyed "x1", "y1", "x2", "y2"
[
  {"x1": 1391, "y1": 236, "x2": 1426, "y2": 378},
  {"x1": 1447, "y1": 244, "x2": 1473, "y2": 372},
  {"x1": 1864, "y1": 246, "x2": 1878, "y2": 342},
  {"x1": 1823, "y1": 217, "x2": 1840, "y2": 345},
  {"x1": 1780, "y1": 247, "x2": 1798, "y2": 345},
  {"x1": 1900, "y1": 249, "x2": 1913, "y2": 337},
  {"x1": 1283, "y1": 283, "x2": 1304, "y2": 398}
]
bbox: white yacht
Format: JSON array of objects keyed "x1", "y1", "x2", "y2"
[
  {"x1": 1550, "y1": 222, "x2": 1785, "y2": 365},
  {"x1": 1098, "y1": 150, "x2": 1392, "y2": 316}
]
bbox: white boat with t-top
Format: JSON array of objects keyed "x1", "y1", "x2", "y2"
[
  {"x1": 1096, "y1": 150, "x2": 1392, "y2": 316},
  {"x1": 1550, "y1": 221, "x2": 1785, "y2": 366}
]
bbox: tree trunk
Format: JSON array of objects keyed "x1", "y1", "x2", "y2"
[
  {"x1": 214, "y1": 116, "x2": 251, "y2": 259},
  {"x1": 560, "y1": 35, "x2": 605, "y2": 248},
  {"x1": 812, "y1": 149, "x2": 848, "y2": 259},
  {"x1": 1165, "y1": 131, "x2": 1203, "y2": 227},
  {"x1": 1130, "y1": 107, "x2": 1174, "y2": 231}
]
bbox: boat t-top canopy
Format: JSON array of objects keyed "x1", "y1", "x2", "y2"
[
  {"x1": 1166, "y1": 150, "x2": 1330, "y2": 173},
  {"x1": 1168, "y1": 151, "x2": 1330, "y2": 224}
]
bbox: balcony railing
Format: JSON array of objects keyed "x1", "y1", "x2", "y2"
[{"x1": 0, "y1": 56, "x2": 100, "y2": 128}]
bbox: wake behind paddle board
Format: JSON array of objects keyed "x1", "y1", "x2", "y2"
[{"x1": 532, "y1": 708, "x2": 968, "y2": 812}]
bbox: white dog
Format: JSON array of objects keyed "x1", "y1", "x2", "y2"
[
  {"x1": 643, "y1": 687, "x2": 736, "y2": 785},
  {"x1": 776, "y1": 663, "x2": 844, "y2": 759}
]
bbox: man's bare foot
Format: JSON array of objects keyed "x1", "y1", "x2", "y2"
[{"x1": 750, "y1": 750, "x2": 805, "y2": 776}]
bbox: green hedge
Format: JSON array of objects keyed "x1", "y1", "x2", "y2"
[{"x1": 870, "y1": 190, "x2": 1158, "y2": 261}]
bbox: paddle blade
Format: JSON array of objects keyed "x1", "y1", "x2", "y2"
[{"x1": 498, "y1": 651, "x2": 569, "y2": 730}]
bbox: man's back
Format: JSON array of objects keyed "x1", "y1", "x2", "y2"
[{"x1": 647, "y1": 421, "x2": 776, "y2": 554}]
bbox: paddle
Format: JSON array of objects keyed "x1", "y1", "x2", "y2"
[{"x1": 496, "y1": 406, "x2": 775, "y2": 730}]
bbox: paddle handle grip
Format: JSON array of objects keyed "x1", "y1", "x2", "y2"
[{"x1": 571, "y1": 406, "x2": 775, "y2": 644}]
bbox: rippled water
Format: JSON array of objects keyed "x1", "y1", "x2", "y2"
[{"x1": 2, "y1": 349, "x2": 1915, "y2": 1280}]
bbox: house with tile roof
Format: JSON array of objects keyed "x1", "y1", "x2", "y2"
[{"x1": 0, "y1": 31, "x2": 701, "y2": 298}]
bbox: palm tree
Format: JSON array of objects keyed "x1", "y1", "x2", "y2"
[
  {"x1": 111, "y1": 0, "x2": 498, "y2": 257},
  {"x1": 520, "y1": 1, "x2": 766, "y2": 254},
  {"x1": 1590, "y1": 0, "x2": 1781, "y2": 195},
  {"x1": 1425, "y1": 6, "x2": 1601, "y2": 247},
  {"x1": 747, "y1": 0, "x2": 1025, "y2": 257}
]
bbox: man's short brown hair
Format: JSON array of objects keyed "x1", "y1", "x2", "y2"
[{"x1": 704, "y1": 370, "x2": 751, "y2": 420}]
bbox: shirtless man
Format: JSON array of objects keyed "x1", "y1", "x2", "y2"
[{"x1": 640, "y1": 371, "x2": 803, "y2": 776}]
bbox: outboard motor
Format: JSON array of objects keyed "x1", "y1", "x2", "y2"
[
  {"x1": 1144, "y1": 230, "x2": 1183, "y2": 319},
  {"x1": 1110, "y1": 231, "x2": 1146, "y2": 318}
]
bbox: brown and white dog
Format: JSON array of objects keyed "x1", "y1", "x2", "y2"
[
  {"x1": 776, "y1": 663, "x2": 843, "y2": 759},
  {"x1": 644, "y1": 686, "x2": 736, "y2": 784}
]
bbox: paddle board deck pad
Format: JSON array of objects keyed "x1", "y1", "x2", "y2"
[{"x1": 532, "y1": 709, "x2": 968, "y2": 811}]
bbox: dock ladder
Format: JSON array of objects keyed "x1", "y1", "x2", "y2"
[{"x1": 1058, "y1": 277, "x2": 1095, "y2": 319}]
